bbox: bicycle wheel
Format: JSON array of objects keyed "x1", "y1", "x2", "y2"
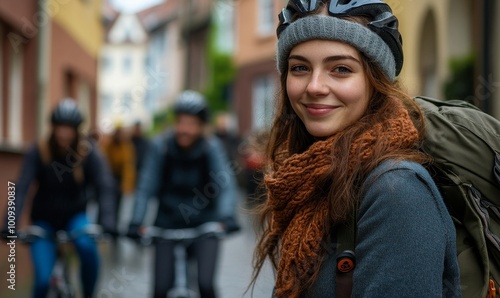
[{"x1": 46, "y1": 261, "x2": 75, "y2": 298}]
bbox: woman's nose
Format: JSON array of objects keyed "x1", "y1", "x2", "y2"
[{"x1": 306, "y1": 71, "x2": 329, "y2": 97}]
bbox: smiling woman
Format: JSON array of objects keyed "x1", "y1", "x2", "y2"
[
  {"x1": 286, "y1": 40, "x2": 370, "y2": 137},
  {"x1": 250, "y1": 1, "x2": 462, "y2": 298}
]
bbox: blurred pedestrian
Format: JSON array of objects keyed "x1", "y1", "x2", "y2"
[
  {"x1": 2, "y1": 99, "x2": 116, "y2": 298},
  {"x1": 241, "y1": 130, "x2": 268, "y2": 205},
  {"x1": 130, "y1": 121, "x2": 150, "y2": 181},
  {"x1": 214, "y1": 112, "x2": 244, "y2": 187},
  {"x1": 102, "y1": 124, "x2": 136, "y2": 230},
  {"x1": 128, "y1": 90, "x2": 240, "y2": 298},
  {"x1": 87, "y1": 126, "x2": 102, "y2": 143}
]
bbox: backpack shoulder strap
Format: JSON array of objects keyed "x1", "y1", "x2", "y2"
[{"x1": 335, "y1": 210, "x2": 357, "y2": 298}]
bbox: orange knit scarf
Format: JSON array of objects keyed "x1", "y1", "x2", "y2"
[{"x1": 264, "y1": 106, "x2": 420, "y2": 297}]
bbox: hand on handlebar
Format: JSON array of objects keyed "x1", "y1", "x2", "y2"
[
  {"x1": 0, "y1": 228, "x2": 13, "y2": 240},
  {"x1": 126, "y1": 223, "x2": 143, "y2": 240},
  {"x1": 220, "y1": 217, "x2": 241, "y2": 235}
]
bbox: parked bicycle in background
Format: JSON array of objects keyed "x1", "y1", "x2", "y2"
[{"x1": 1, "y1": 99, "x2": 117, "y2": 298}]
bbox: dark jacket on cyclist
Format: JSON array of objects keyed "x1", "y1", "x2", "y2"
[
  {"x1": 12, "y1": 139, "x2": 116, "y2": 231},
  {"x1": 130, "y1": 130, "x2": 239, "y2": 229}
]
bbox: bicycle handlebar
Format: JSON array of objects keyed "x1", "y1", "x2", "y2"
[
  {"x1": 141, "y1": 222, "x2": 225, "y2": 244},
  {"x1": 18, "y1": 224, "x2": 106, "y2": 244}
]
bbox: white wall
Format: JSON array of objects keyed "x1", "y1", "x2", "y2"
[
  {"x1": 108, "y1": 14, "x2": 148, "y2": 44},
  {"x1": 8, "y1": 46, "x2": 23, "y2": 146}
]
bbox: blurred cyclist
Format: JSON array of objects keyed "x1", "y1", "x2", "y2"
[
  {"x1": 127, "y1": 90, "x2": 240, "y2": 298},
  {"x1": 2, "y1": 99, "x2": 116, "y2": 298}
]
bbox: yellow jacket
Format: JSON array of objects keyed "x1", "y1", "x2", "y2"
[{"x1": 102, "y1": 140, "x2": 136, "y2": 194}]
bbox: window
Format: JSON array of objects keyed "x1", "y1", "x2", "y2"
[
  {"x1": 123, "y1": 27, "x2": 132, "y2": 42},
  {"x1": 117, "y1": 92, "x2": 132, "y2": 115},
  {"x1": 123, "y1": 92, "x2": 132, "y2": 104},
  {"x1": 144, "y1": 30, "x2": 168, "y2": 109},
  {"x1": 257, "y1": 0, "x2": 275, "y2": 36},
  {"x1": 252, "y1": 75, "x2": 275, "y2": 130},
  {"x1": 123, "y1": 53, "x2": 132, "y2": 74},
  {"x1": 101, "y1": 92, "x2": 112, "y2": 116},
  {"x1": 214, "y1": 0, "x2": 235, "y2": 53},
  {"x1": 101, "y1": 54, "x2": 112, "y2": 72},
  {"x1": 8, "y1": 46, "x2": 23, "y2": 146}
]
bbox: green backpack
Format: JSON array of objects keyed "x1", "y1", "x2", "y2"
[{"x1": 335, "y1": 96, "x2": 500, "y2": 298}]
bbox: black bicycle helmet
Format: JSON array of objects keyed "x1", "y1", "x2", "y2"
[
  {"x1": 277, "y1": 0, "x2": 404, "y2": 76},
  {"x1": 173, "y1": 90, "x2": 210, "y2": 123},
  {"x1": 51, "y1": 98, "x2": 84, "y2": 127}
]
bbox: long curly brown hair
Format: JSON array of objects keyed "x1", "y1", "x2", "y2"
[{"x1": 249, "y1": 28, "x2": 430, "y2": 296}]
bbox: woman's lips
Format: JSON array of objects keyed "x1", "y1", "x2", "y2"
[{"x1": 303, "y1": 103, "x2": 338, "y2": 116}]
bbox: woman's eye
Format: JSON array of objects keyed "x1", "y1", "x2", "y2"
[
  {"x1": 290, "y1": 65, "x2": 308, "y2": 72},
  {"x1": 334, "y1": 66, "x2": 352, "y2": 74}
]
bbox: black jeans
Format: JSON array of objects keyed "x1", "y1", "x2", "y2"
[{"x1": 153, "y1": 236, "x2": 220, "y2": 298}]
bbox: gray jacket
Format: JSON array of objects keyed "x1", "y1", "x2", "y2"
[
  {"x1": 130, "y1": 131, "x2": 239, "y2": 229},
  {"x1": 280, "y1": 160, "x2": 461, "y2": 297}
]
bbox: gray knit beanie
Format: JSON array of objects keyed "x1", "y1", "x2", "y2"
[{"x1": 277, "y1": 15, "x2": 397, "y2": 81}]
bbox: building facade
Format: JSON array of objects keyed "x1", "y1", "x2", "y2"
[
  {"x1": 137, "y1": 0, "x2": 215, "y2": 116},
  {"x1": 233, "y1": 0, "x2": 283, "y2": 136},
  {"x1": 0, "y1": 0, "x2": 104, "y2": 182},
  {"x1": 0, "y1": 0, "x2": 38, "y2": 150},
  {"x1": 392, "y1": 0, "x2": 500, "y2": 118},
  {"x1": 137, "y1": 0, "x2": 184, "y2": 113},
  {"x1": 98, "y1": 12, "x2": 149, "y2": 131}
]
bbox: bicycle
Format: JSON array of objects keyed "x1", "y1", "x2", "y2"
[
  {"x1": 140, "y1": 222, "x2": 226, "y2": 298},
  {"x1": 18, "y1": 224, "x2": 105, "y2": 298}
]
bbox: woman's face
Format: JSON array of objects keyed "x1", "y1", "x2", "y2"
[
  {"x1": 53, "y1": 124, "x2": 77, "y2": 149},
  {"x1": 286, "y1": 39, "x2": 371, "y2": 138}
]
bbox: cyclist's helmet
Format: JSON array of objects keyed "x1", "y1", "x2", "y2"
[
  {"x1": 173, "y1": 90, "x2": 210, "y2": 123},
  {"x1": 277, "y1": 0, "x2": 403, "y2": 77},
  {"x1": 51, "y1": 98, "x2": 84, "y2": 127}
]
